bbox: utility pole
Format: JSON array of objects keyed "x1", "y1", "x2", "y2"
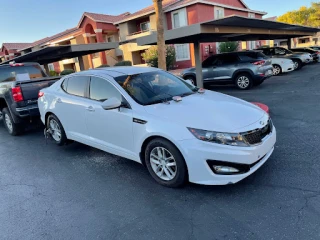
[{"x1": 153, "y1": 0, "x2": 166, "y2": 70}]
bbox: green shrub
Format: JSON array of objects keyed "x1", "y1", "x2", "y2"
[
  {"x1": 97, "y1": 64, "x2": 110, "y2": 68},
  {"x1": 141, "y1": 45, "x2": 176, "y2": 70},
  {"x1": 114, "y1": 61, "x2": 132, "y2": 66},
  {"x1": 60, "y1": 69, "x2": 75, "y2": 76},
  {"x1": 218, "y1": 42, "x2": 239, "y2": 53},
  {"x1": 49, "y1": 70, "x2": 58, "y2": 76}
]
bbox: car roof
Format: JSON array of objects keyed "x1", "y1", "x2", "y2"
[{"x1": 72, "y1": 66, "x2": 160, "y2": 78}]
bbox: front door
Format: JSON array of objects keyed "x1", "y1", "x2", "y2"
[{"x1": 85, "y1": 76, "x2": 134, "y2": 158}]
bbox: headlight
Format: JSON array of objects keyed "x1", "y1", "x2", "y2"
[{"x1": 188, "y1": 128, "x2": 249, "y2": 147}]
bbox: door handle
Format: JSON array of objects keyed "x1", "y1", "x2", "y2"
[
  {"x1": 57, "y1": 98, "x2": 62, "y2": 103},
  {"x1": 86, "y1": 106, "x2": 95, "y2": 112}
]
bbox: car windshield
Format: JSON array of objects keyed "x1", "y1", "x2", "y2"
[{"x1": 115, "y1": 70, "x2": 197, "y2": 106}]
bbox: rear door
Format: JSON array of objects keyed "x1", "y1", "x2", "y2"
[
  {"x1": 54, "y1": 75, "x2": 90, "y2": 141},
  {"x1": 212, "y1": 54, "x2": 239, "y2": 80}
]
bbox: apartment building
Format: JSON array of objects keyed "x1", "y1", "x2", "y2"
[
  {"x1": 116, "y1": 0, "x2": 268, "y2": 69},
  {"x1": 1, "y1": 0, "x2": 273, "y2": 71}
]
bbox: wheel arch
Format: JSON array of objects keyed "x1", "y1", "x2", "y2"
[
  {"x1": 232, "y1": 69, "x2": 254, "y2": 80},
  {"x1": 140, "y1": 135, "x2": 185, "y2": 167}
]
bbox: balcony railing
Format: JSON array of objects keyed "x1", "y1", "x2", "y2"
[{"x1": 126, "y1": 29, "x2": 155, "y2": 41}]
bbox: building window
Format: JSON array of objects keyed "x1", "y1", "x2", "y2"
[
  {"x1": 248, "y1": 41, "x2": 256, "y2": 50},
  {"x1": 248, "y1": 13, "x2": 255, "y2": 18},
  {"x1": 214, "y1": 7, "x2": 224, "y2": 19},
  {"x1": 171, "y1": 8, "x2": 187, "y2": 29},
  {"x1": 48, "y1": 63, "x2": 54, "y2": 71},
  {"x1": 140, "y1": 22, "x2": 150, "y2": 32},
  {"x1": 106, "y1": 35, "x2": 114, "y2": 42},
  {"x1": 175, "y1": 44, "x2": 190, "y2": 61}
]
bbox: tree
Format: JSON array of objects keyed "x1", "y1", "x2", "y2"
[
  {"x1": 153, "y1": 0, "x2": 166, "y2": 70},
  {"x1": 277, "y1": 2, "x2": 320, "y2": 27},
  {"x1": 142, "y1": 45, "x2": 176, "y2": 70},
  {"x1": 218, "y1": 42, "x2": 239, "y2": 53}
]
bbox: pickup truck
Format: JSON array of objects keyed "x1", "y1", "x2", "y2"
[{"x1": 0, "y1": 62, "x2": 60, "y2": 135}]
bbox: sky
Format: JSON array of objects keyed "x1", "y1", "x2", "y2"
[{"x1": 0, "y1": 0, "x2": 315, "y2": 46}]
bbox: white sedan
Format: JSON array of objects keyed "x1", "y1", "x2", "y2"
[
  {"x1": 271, "y1": 58, "x2": 295, "y2": 76},
  {"x1": 38, "y1": 67, "x2": 276, "y2": 187}
]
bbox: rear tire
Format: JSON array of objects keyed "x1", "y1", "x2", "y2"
[
  {"x1": 144, "y1": 138, "x2": 188, "y2": 188},
  {"x1": 293, "y1": 59, "x2": 302, "y2": 70},
  {"x1": 2, "y1": 108, "x2": 23, "y2": 136},
  {"x1": 47, "y1": 114, "x2": 67, "y2": 146},
  {"x1": 272, "y1": 64, "x2": 282, "y2": 76},
  {"x1": 235, "y1": 73, "x2": 253, "y2": 90},
  {"x1": 184, "y1": 76, "x2": 197, "y2": 87}
]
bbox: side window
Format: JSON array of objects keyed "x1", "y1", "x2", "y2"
[
  {"x1": 65, "y1": 76, "x2": 89, "y2": 97},
  {"x1": 61, "y1": 78, "x2": 68, "y2": 92},
  {"x1": 275, "y1": 48, "x2": 286, "y2": 55},
  {"x1": 89, "y1": 76, "x2": 121, "y2": 102},
  {"x1": 218, "y1": 54, "x2": 239, "y2": 65},
  {"x1": 238, "y1": 52, "x2": 257, "y2": 61},
  {"x1": 202, "y1": 56, "x2": 217, "y2": 67}
]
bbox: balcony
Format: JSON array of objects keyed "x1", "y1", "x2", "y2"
[
  {"x1": 126, "y1": 30, "x2": 155, "y2": 41},
  {"x1": 62, "y1": 58, "x2": 78, "y2": 64}
]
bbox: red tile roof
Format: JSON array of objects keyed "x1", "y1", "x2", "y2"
[
  {"x1": 83, "y1": 12, "x2": 131, "y2": 23},
  {"x1": 2, "y1": 43, "x2": 32, "y2": 51},
  {"x1": 18, "y1": 28, "x2": 81, "y2": 51}
]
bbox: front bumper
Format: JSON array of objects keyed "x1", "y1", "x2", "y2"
[{"x1": 178, "y1": 127, "x2": 276, "y2": 185}]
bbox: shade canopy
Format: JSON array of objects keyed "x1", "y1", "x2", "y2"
[
  {"x1": 137, "y1": 16, "x2": 319, "y2": 45},
  {"x1": 0, "y1": 42, "x2": 119, "y2": 65}
]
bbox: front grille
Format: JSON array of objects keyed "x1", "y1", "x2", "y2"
[{"x1": 241, "y1": 120, "x2": 273, "y2": 145}]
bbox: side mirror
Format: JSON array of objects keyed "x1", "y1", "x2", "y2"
[{"x1": 101, "y1": 97, "x2": 122, "y2": 110}]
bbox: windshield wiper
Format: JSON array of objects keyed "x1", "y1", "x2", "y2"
[{"x1": 180, "y1": 91, "x2": 195, "y2": 97}]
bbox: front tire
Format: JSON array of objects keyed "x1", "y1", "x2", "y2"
[
  {"x1": 235, "y1": 73, "x2": 253, "y2": 90},
  {"x1": 293, "y1": 59, "x2": 302, "y2": 70},
  {"x1": 47, "y1": 114, "x2": 67, "y2": 146},
  {"x1": 2, "y1": 108, "x2": 22, "y2": 136},
  {"x1": 145, "y1": 138, "x2": 188, "y2": 188}
]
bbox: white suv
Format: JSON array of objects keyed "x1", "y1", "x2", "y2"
[{"x1": 38, "y1": 67, "x2": 276, "y2": 187}]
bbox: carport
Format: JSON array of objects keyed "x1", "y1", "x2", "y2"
[
  {"x1": 137, "y1": 16, "x2": 319, "y2": 88},
  {"x1": 0, "y1": 42, "x2": 119, "y2": 71}
]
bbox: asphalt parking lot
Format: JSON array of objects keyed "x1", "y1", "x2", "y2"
[{"x1": 1, "y1": 63, "x2": 320, "y2": 240}]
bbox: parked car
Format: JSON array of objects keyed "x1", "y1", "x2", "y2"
[
  {"x1": 290, "y1": 47, "x2": 320, "y2": 62},
  {"x1": 256, "y1": 47, "x2": 313, "y2": 70},
  {"x1": 180, "y1": 51, "x2": 273, "y2": 90},
  {"x1": 268, "y1": 57, "x2": 295, "y2": 76},
  {"x1": 0, "y1": 62, "x2": 60, "y2": 135},
  {"x1": 38, "y1": 67, "x2": 276, "y2": 187}
]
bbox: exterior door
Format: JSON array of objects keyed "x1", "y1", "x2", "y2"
[
  {"x1": 85, "y1": 76, "x2": 134, "y2": 157},
  {"x1": 55, "y1": 75, "x2": 90, "y2": 140}
]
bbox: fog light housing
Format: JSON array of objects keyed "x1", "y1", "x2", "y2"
[{"x1": 212, "y1": 165, "x2": 240, "y2": 174}]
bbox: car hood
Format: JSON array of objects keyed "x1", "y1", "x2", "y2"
[{"x1": 144, "y1": 90, "x2": 266, "y2": 132}]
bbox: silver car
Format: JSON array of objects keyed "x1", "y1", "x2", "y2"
[
  {"x1": 256, "y1": 47, "x2": 313, "y2": 70},
  {"x1": 180, "y1": 51, "x2": 273, "y2": 90}
]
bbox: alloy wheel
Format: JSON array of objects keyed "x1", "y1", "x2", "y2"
[
  {"x1": 293, "y1": 61, "x2": 299, "y2": 70},
  {"x1": 4, "y1": 114, "x2": 13, "y2": 133},
  {"x1": 273, "y1": 66, "x2": 281, "y2": 75},
  {"x1": 49, "y1": 119, "x2": 62, "y2": 142},
  {"x1": 150, "y1": 147, "x2": 177, "y2": 181},
  {"x1": 237, "y1": 76, "x2": 250, "y2": 89}
]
